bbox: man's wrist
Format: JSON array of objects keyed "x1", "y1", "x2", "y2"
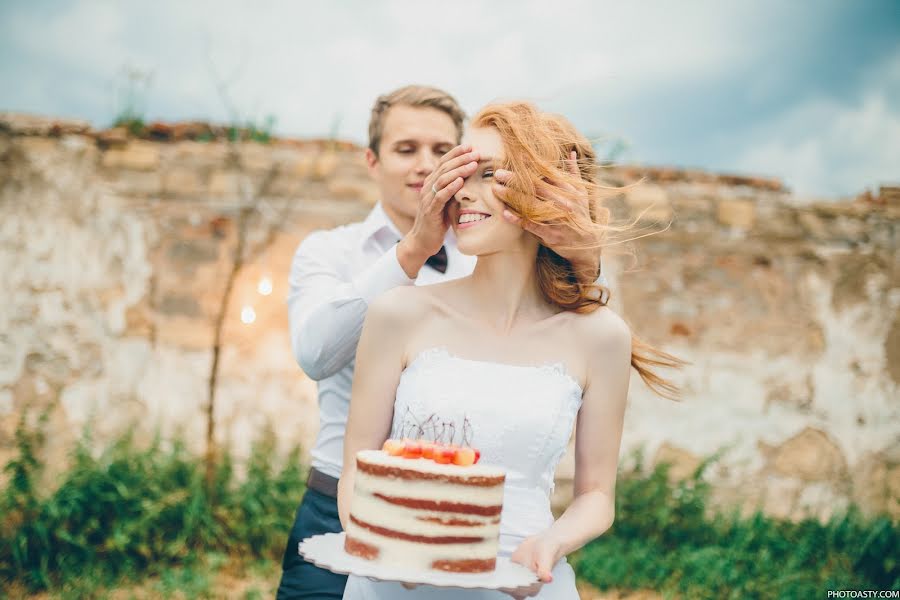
[{"x1": 396, "y1": 237, "x2": 429, "y2": 279}]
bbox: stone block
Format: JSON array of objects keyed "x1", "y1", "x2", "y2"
[
  {"x1": 771, "y1": 427, "x2": 847, "y2": 482},
  {"x1": 163, "y1": 166, "x2": 206, "y2": 197},
  {"x1": 96, "y1": 127, "x2": 128, "y2": 146},
  {"x1": 238, "y1": 144, "x2": 272, "y2": 172},
  {"x1": 209, "y1": 171, "x2": 241, "y2": 197},
  {"x1": 327, "y1": 179, "x2": 379, "y2": 205},
  {"x1": 313, "y1": 152, "x2": 340, "y2": 179},
  {"x1": 124, "y1": 301, "x2": 154, "y2": 338},
  {"x1": 268, "y1": 173, "x2": 303, "y2": 197},
  {"x1": 60, "y1": 134, "x2": 97, "y2": 159},
  {"x1": 172, "y1": 140, "x2": 227, "y2": 164},
  {"x1": 291, "y1": 154, "x2": 316, "y2": 178},
  {"x1": 717, "y1": 199, "x2": 755, "y2": 229},
  {"x1": 105, "y1": 170, "x2": 162, "y2": 196},
  {"x1": 653, "y1": 442, "x2": 702, "y2": 481},
  {"x1": 886, "y1": 309, "x2": 900, "y2": 386},
  {"x1": 851, "y1": 451, "x2": 900, "y2": 518},
  {"x1": 797, "y1": 211, "x2": 828, "y2": 240},
  {"x1": 878, "y1": 185, "x2": 900, "y2": 205},
  {"x1": 158, "y1": 293, "x2": 203, "y2": 317},
  {"x1": 18, "y1": 136, "x2": 60, "y2": 157},
  {"x1": 625, "y1": 183, "x2": 672, "y2": 222},
  {"x1": 759, "y1": 474, "x2": 803, "y2": 520},
  {"x1": 153, "y1": 316, "x2": 215, "y2": 350},
  {"x1": 102, "y1": 141, "x2": 161, "y2": 171},
  {"x1": 167, "y1": 239, "x2": 221, "y2": 266},
  {"x1": 0, "y1": 112, "x2": 90, "y2": 135}
]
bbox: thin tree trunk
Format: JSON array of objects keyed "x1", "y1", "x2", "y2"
[{"x1": 205, "y1": 164, "x2": 279, "y2": 488}]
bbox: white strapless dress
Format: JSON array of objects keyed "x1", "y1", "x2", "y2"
[{"x1": 342, "y1": 347, "x2": 583, "y2": 599}]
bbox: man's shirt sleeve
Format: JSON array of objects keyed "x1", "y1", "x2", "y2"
[{"x1": 287, "y1": 232, "x2": 415, "y2": 381}]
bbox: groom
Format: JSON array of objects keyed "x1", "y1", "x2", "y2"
[{"x1": 277, "y1": 84, "x2": 607, "y2": 599}]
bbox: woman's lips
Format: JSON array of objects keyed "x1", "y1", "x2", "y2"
[
  {"x1": 456, "y1": 214, "x2": 492, "y2": 230},
  {"x1": 408, "y1": 183, "x2": 424, "y2": 192}
]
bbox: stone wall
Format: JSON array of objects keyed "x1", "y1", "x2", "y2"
[{"x1": 1, "y1": 113, "x2": 897, "y2": 522}]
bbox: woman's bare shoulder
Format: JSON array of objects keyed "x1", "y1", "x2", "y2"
[
  {"x1": 571, "y1": 306, "x2": 632, "y2": 354},
  {"x1": 366, "y1": 283, "x2": 448, "y2": 327},
  {"x1": 364, "y1": 288, "x2": 419, "y2": 336}
]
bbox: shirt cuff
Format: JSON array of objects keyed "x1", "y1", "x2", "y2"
[{"x1": 352, "y1": 243, "x2": 417, "y2": 304}]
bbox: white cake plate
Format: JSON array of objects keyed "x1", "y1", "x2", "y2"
[{"x1": 299, "y1": 532, "x2": 542, "y2": 597}]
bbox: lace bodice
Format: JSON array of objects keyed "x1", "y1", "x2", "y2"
[{"x1": 389, "y1": 347, "x2": 583, "y2": 543}]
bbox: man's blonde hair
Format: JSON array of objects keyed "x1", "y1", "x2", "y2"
[{"x1": 368, "y1": 85, "x2": 466, "y2": 156}]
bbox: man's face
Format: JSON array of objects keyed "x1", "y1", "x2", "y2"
[{"x1": 366, "y1": 105, "x2": 458, "y2": 232}]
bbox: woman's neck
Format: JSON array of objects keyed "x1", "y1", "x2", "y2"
[{"x1": 465, "y1": 245, "x2": 553, "y2": 334}]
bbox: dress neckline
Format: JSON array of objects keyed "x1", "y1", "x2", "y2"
[{"x1": 404, "y1": 346, "x2": 584, "y2": 396}]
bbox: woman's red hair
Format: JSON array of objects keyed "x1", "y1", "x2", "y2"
[{"x1": 472, "y1": 102, "x2": 685, "y2": 399}]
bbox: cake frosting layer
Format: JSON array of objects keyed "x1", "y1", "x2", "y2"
[{"x1": 355, "y1": 450, "x2": 505, "y2": 484}]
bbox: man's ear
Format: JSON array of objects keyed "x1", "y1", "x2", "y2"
[{"x1": 365, "y1": 147, "x2": 379, "y2": 177}]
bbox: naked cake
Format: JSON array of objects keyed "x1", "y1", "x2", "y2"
[{"x1": 344, "y1": 441, "x2": 506, "y2": 573}]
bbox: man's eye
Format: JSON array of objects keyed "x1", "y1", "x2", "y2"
[{"x1": 397, "y1": 148, "x2": 414, "y2": 154}]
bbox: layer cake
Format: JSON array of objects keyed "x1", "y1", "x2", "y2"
[{"x1": 344, "y1": 448, "x2": 506, "y2": 573}]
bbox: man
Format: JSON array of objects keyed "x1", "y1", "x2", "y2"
[{"x1": 277, "y1": 85, "x2": 607, "y2": 599}]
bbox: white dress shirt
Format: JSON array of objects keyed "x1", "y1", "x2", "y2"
[
  {"x1": 287, "y1": 202, "x2": 610, "y2": 479},
  {"x1": 287, "y1": 203, "x2": 476, "y2": 478}
]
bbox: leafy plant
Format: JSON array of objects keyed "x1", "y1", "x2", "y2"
[
  {"x1": 0, "y1": 418, "x2": 304, "y2": 595},
  {"x1": 571, "y1": 451, "x2": 900, "y2": 598}
]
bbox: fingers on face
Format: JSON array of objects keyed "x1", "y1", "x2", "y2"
[
  {"x1": 433, "y1": 177, "x2": 464, "y2": 207},
  {"x1": 440, "y1": 144, "x2": 472, "y2": 163},
  {"x1": 442, "y1": 150, "x2": 479, "y2": 174},
  {"x1": 432, "y1": 152, "x2": 478, "y2": 193},
  {"x1": 529, "y1": 222, "x2": 567, "y2": 247},
  {"x1": 494, "y1": 169, "x2": 512, "y2": 184},
  {"x1": 501, "y1": 209, "x2": 521, "y2": 224},
  {"x1": 492, "y1": 182, "x2": 510, "y2": 202},
  {"x1": 426, "y1": 148, "x2": 478, "y2": 189},
  {"x1": 436, "y1": 162, "x2": 477, "y2": 190},
  {"x1": 566, "y1": 149, "x2": 580, "y2": 177}
]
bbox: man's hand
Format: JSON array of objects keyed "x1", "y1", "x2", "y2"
[
  {"x1": 397, "y1": 145, "x2": 479, "y2": 278},
  {"x1": 493, "y1": 150, "x2": 601, "y2": 282}
]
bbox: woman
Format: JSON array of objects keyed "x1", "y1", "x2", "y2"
[{"x1": 338, "y1": 101, "x2": 681, "y2": 599}]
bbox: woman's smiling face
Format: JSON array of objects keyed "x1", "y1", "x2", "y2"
[{"x1": 450, "y1": 126, "x2": 530, "y2": 256}]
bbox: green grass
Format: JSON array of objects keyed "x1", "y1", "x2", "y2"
[
  {"x1": 571, "y1": 452, "x2": 900, "y2": 599},
  {"x1": 0, "y1": 416, "x2": 304, "y2": 597},
  {"x1": 2, "y1": 417, "x2": 897, "y2": 598}
]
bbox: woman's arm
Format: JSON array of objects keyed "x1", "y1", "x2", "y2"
[
  {"x1": 337, "y1": 286, "x2": 420, "y2": 529},
  {"x1": 511, "y1": 309, "x2": 632, "y2": 582}
]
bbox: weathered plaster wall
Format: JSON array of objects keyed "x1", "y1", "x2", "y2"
[{"x1": 1, "y1": 113, "x2": 897, "y2": 521}]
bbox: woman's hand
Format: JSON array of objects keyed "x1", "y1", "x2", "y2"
[
  {"x1": 493, "y1": 150, "x2": 601, "y2": 280},
  {"x1": 510, "y1": 531, "x2": 565, "y2": 583}
]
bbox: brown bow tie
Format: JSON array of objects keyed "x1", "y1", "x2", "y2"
[{"x1": 425, "y1": 245, "x2": 448, "y2": 274}]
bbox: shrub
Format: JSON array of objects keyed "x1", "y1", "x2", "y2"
[
  {"x1": 0, "y1": 417, "x2": 304, "y2": 593},
  {"x1": 571, "y1": 452, "x2": 900, "y2": 598}
]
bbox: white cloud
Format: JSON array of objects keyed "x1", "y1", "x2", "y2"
[
  {"x1": 1, "y1": 1, "x2": 773, "y2": 130},
  {"x1": 736, "y1": 55, "x2": 900, "y2": 197},
  {"x1": 1, "y1": 1, "x2": 896, "y2": 197}
]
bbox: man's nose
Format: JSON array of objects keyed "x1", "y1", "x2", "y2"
[{"x1": 414, "y1": 148, "x2": 437, "y2": 174}]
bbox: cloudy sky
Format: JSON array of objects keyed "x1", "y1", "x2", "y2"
[{"x1": 1, "y1": 1, "x2": 897, "y2": 198}]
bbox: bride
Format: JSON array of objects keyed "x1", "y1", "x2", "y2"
[{"x1": 337, "y1": 101, "x2": 680, "y2": 599}]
